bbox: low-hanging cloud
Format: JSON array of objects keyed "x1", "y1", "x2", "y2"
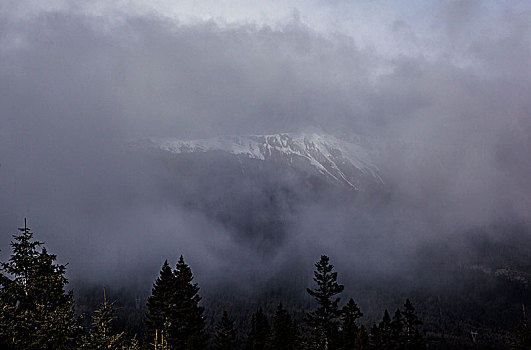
[{"x1": 1, "y1": 2, "x2": 530, "y2": 289}]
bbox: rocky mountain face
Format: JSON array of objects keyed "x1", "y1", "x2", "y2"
[
  {"x1": 147, "y1": 129, "x2": 384, "y2": 191},
  {"x1": 132, "y1": 129, "x2": 387, "y2": 250}
]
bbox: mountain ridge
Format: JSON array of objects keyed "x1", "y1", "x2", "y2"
[{"x1": 146, "y1": 129, "x2": 384, "y2": 190}]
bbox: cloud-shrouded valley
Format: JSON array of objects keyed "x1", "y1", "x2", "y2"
[{"x1": 1, "y1": 0, "x2": 530, "y2": 303}]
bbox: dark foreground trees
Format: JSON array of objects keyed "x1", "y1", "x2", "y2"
[
  {"x1": 246, "y1": 307, "x2": 270, "y2": 350},
  {"x1": 368, "y1": 300, "x2": 424, "y2": 350},
  {"x1": 1, "y1": 221, "x2": 429, "y2": 349},
  {"x1": 145, "y1": 255, "x2": 206, "y2": 350},
  {"x1": 267, "y1": 303, "x2": 303, "y2": 350},
  {"x1": 0, "y1": 219, "x2": 82, "y2": 349},
  {"x1": 340, "y1": 298, "x2": 365, "y2": 349},
  {"x1": 305, "y1": 255, "x2": 425, "y2": 350},
  {"x1": 145, "y1": 260, "x2": 175, "y2": 347},
  {"x1": 0, "y1": 220, "x2": 140, "y2": 350},
  {"x1": 81, "y1": 290, "x2": 139, "y2": 350}
]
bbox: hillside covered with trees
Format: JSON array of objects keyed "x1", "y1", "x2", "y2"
[{"x1": 1, "y1": 221, "x2": 530, "y2": 349}]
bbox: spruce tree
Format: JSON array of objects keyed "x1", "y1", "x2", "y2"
[
  {"x1": 339, "y1": 298, "x2": 363, "y2": 350},
  {"x1": 266, "y1": 303, "x2": 302, "y2": 350},
  {"x1": 377, "y1": 310, "x2": 393, "y2": 350},
  {"x1": 306, "y1": 255, "x2": 344, "y2": 350},
  {"x1": 215, "y1": 310, "x2": 236, "y2": 350},
  {"x1": 145, "y1": 260, "x2": 175, "y2": 348},
  {"x1": 145, "y1": 256, "x2": 206, "y2": 350},
  {"x1": 390, "y1": 308, "x2": 404, "y2": 347},
  {"x1": 402, "y1": 299, "x2": 424, "y2": 350},
  {"x1": 170, "y1": 255, "x2": 206, "y2": 349},
  {"x1": 0, "y1": 219, "x2": 82, "y2": 349},
  {"x1": 246, "y1": 307, "x2": 270, "y2": 350}
]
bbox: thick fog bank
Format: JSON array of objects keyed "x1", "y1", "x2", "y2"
[{"x1": 1, "y1": 3, "x2": 530, "y2": 291}]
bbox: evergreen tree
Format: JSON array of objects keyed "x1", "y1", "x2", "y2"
[
  {"x1": 266, "y1": 303, "x2": 302, "y2": 350},
  {"x1": 339, "y1": 298, "x2": 363, "y2": 350},
  {"x1": 511, "y1": 305, "x2": 531, "y2": 350},
  {"x1": 402, "y1": 299, "x2": 424, "y2": 350},
  {"x1": 0, "y1": 219, "x2": 82, "y2": 349},
  {"x1": 390, "y1": 309, "x2": 404, "y2": 347},
  {"x1": 378, "y1": 310, "x2": 393, "y2": 350},
  {"x1": 215, "y1": 310, "x2": 236, "y2": 350},
  {"x1": 145, "y1": 260, "x2": 175, "y2": 348},
  {"x1": 306, "y1": 255, "x2": 344, "y2": 350},
  {"x1": 170, "y1": 255, "x2": 206, "y2": 349},
  {"x1": 81, "y1": 290, "x2": 139, "y2": 350},
  {"x1": 144, "y1": 256, "x2": 206, "y2": 350},
  {"x1": 246, "y1": 307, "x2": 270, "y2": 350}
]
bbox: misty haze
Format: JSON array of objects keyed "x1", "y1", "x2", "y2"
[{"x1": 1, "y1": 1, "x2": 530, "y2": 349}]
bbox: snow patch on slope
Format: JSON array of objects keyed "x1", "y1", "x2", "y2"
[{"x1": 151, "y1": 129, "x2": 384, "y2": 190}]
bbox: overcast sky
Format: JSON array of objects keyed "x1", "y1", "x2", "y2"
[{"x1": 1, "y1": 1, "x2": 530, "y2": 286}]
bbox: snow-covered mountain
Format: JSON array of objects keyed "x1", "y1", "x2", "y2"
[{"x1": 147, "y1": 129, "x2": 383, "y2": 190}]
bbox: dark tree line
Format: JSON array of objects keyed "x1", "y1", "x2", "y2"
[
  {"x1": 3, "y1": 220, "x2": 527, "y2": 349},
  {"x1": 142, "y1": 253, "x2": 425, "y2": 350}
]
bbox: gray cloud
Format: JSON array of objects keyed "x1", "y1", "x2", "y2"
[{"x1": 0, "y1": 3, "x2": 530, "y2": 289}]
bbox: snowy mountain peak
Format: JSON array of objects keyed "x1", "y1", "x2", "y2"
[{"x1": 149, "y1": 129, "x2": 384, "y2": 190}]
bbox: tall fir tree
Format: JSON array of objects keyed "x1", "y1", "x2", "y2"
[
  {"x1": 390, "y1": 308, "x2": 404, "y2": 347},
  {"x1": 306, "y1": 255, "x2": 344, "y2": 350},
  {"x1": 171, "y1": 255, "x2": 206, "y2": 349},
  {"x1": 377, "y1": 310, "x2": 393, "y2": 350},
  {"x1": 339, "y1": 298, "x2": 363, "y2": 350},
  {"x1": 144, "y1": 256, "x2": 206, "y2": 350},
  {"x1": 215, "y1": 310, "x2": 237, "y2": 350},
  {"x1": 0, "y1": 219, "x2": 82, "y2": 349},
  {"x1": 266, "y1": 303, "x2": 302, "y2": 350},
  {"x1": 246, "y1": 307, "x2": 270, "y2": 350},
  {"x1": 145, "y1": 260, "x2": 175, "y2": 348},
  {"x1": 402, "y1": 299, "x2": 424, "y2": 350}
]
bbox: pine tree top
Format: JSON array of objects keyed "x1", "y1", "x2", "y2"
[
  {"x1": 342, "y1": 298, "x2": 363, "y2": 321},
  {"x1": 306, "y1": 255, "x2": 344, "y2": 306},
  {"x1": 0, "y1": 219, "x2": 82, "y2": 349},
  {"x1": 3, "y1": 219, "x2": 43, "y2": 277}
]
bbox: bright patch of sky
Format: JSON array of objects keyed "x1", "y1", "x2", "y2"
[{"x1": 2, "y1": 0, "x2": 529, "y2": 62}]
